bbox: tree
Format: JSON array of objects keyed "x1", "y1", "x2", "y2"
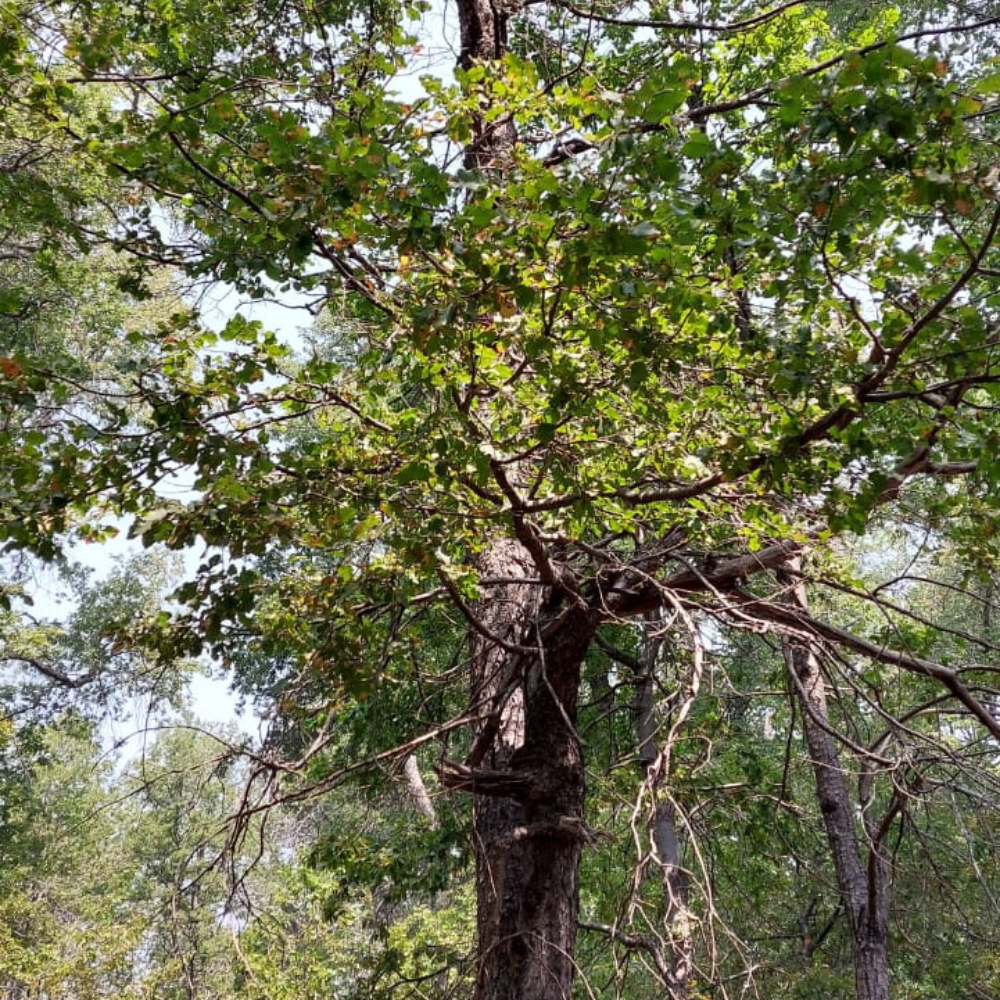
[
  {"x1": 0, "y1": 22, "x2": 198, "y2": 728},
  {"x1": 0, "y1": 714, "x2": 156, "y2": 1000},
  {"x1": 6, "y1": 1, "x2": 1000, "y2": 998}
]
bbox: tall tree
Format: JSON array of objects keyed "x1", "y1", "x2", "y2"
[{"x1": 5, "y1": 1, "x2": 1000, "y2": 998}]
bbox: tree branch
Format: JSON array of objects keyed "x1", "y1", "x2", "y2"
[
  {"x1": 726, "y1": 589, "x2": 1000, "y2": 742},
  {"x1": 525, "y1": 0, "x2": 808, "y2": 33}
]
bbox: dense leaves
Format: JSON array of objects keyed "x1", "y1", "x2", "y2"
[{"x1": 3, "y1": 0, "x2": 1000, "y2": 998}]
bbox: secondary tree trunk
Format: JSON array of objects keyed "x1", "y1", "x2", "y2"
[
  {"x1": 779, "y1": 557, "x2": 890, "y2": 1000},
  {"x1": 635, "y1": 626, "x2": 692, "y2": 997},
  {"x1": 400, "y1": 754, "x2": 437, "y2": 825}
]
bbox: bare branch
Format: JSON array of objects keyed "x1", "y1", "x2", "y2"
[
  {"x1": 525, "y1": 0, "x2": 809, "y2": 33},
  {"x1": 728, "y1": 587, "x2": 1000, "y2": 742}
]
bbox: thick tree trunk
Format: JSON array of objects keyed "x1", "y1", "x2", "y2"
[
  {"x1": 779, "y1": 558, "x2": 890, "y2": 1000},
  {"x1": 462, "y1": 540, "x2": 595, "y2": 1000},
  {"x1": 447, "y1": 0, "x2": 596, "y2": 993}
]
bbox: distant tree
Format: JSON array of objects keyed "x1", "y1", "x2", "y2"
[{"x1": 0, "y1": 716, "x2": 142, "y2": 999}]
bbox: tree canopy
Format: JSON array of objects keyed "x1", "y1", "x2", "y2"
[{"x1": 3, "y1": 0, "x2": 1000, "y2": 997}]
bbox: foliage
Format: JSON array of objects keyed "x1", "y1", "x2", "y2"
[
  {"x1": 0, "y1": 717, "x2": 144, "y2": 998},
  {"x1": 4, "y1": 0, "x2": 1000, "y2": 997}
]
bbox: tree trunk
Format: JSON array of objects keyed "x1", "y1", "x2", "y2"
[
  {"x1": 447, "y1": 0, "x2": 597, "y2": 992},
  {"x1": 463, "y1": 540, "x2": 596, "y2": 1000},
  {"x1": 400, "y1": 754, "x2": 437, "y2": 825},
  {"x1": 779, "y1": 558, "x2": 890, "y2": 1000},
  {"x1": 455, "y1": 0, "x2": 516, "y2": 170},
  {"x1": 635, "y1": 627, "x2": 692, "y2": 997}
]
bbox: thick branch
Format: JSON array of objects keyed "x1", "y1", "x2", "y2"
[
  {"x1": 437, "y1": 757, "x2": 533, "y2": 797},
  {"x1": 0, "y1": 653, "x2": 95, "y2": 689},
  {"x1": 606, "y1": 539, "x2": 804, "y2": 618}
]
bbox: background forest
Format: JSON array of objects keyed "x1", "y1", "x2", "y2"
[{"x1": 3, "y1": 0, "x2": 1000, "y2": 998}]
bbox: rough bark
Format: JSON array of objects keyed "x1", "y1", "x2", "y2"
[
  {"x1": 468, "y1": 540, "x2": 533, "y2": 1000},
  {"x1": 446, "y1": 0, "x2": 597, "y2": 992},
  {"x1": 779, "y1": 558, "x2": 890, "y2": 1000},
  {"x1": 461, "y1": 539, "x2": 596, "y2": 1000},
  {"x1": 456, "y1": 0, "x2": 517, "y2": 170}
]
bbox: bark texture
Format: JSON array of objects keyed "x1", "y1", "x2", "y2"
[
  {"x1": 448, "y1": 0, "x2": 595, "y2": 993},
  {"x1": 779, "y1": 558, "x2": 890, "y2": 1000},
  {"x1": 456, "y1": 0, "x2": 516, "y2": 170},
  {"x1": 462, "y1": 540, "x2": 596, "y2": 1000}
]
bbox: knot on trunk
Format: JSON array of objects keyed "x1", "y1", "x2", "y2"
[
  {"x1": 512, "y1": 816, "x2": 596, "y2": 843},
  {"x1": 437, "y1": 757, "x2": 533, "y2": 798}
]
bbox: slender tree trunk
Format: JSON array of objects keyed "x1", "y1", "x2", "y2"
[
  {"x1": 401, "y1": 754, "x2": 437, "y2": 825},
  {"x1": 779, "y1": 557, "x2": 890, "y2": 1000},
  {"x1": 460, "y1": 540, "x2": 596, "y2": 1000},
  {"x1": 635, "y1": 627, "x2": 692, "y2": 997}
]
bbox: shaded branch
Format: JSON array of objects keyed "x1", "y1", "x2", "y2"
[
  {"x1": 0, "y1": 653, "x2": 96, "y2": 689},
  {"x1": 726, "y1": 588, "x2": 1000, "y2": 742},
  {"x1": 436, "y1": 757, "x2": 532, "y2": 797},
  {"x1": 525, "y1": 0, "x2": 808, "y2": 33}
]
